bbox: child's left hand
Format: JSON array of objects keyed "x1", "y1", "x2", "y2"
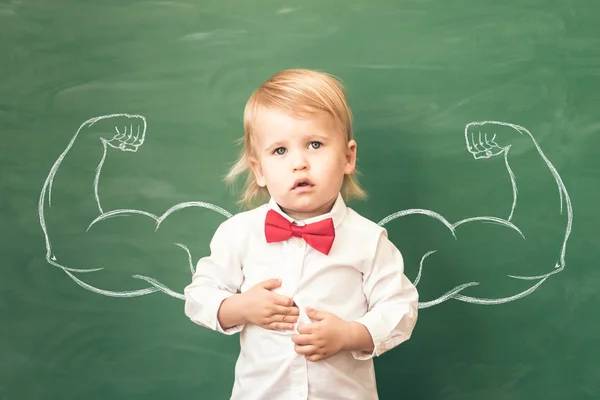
[{"x1": 291, "y1": 307, "x2": 349, "y2": 361}]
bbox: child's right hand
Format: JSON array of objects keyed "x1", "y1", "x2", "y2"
[{"x1": 240, "y1": 279, "x2": 299, "y2": 330}]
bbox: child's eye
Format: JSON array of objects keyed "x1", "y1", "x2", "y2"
[
  {"x1": 273, "y1": 147, "x2": 286, "y2": 155},
  {"x1": 308, "y1": 141, "x2": 322, "y2": 150}
]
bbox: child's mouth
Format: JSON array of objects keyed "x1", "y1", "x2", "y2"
[{"x1": 292, "y1": 179, "x2": 313, "y2": 190}]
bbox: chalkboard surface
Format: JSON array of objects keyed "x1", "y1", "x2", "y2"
[{"x1": 2, "y1": 1, "x2": 599, "y2": 399}]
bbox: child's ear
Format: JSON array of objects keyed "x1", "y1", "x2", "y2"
[
  {"x1": 248, "y1": 156, "x2": 267, "y2": 187},
  {"x1": 344, "y1": 140, "x2": 357, "y2": 174}
]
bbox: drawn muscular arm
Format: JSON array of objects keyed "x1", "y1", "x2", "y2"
[
  {"x1": 37, "y1": 114, "x2": 167, "y2": 297},
  {"x1": 382, "y1": 122, "x2": 572, "y2": 308},
  {"x1": 39, "y1": 114, "x2": 146, "y2": 262},
  {"x1": 39, "y1": 114, "x2": 233, "y2": 299},
  {"x1": 461, "y1": 121, "x2": 571, "y2": 276}
]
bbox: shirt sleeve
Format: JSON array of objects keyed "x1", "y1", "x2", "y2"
[
  {"x1": 184, "y1": 218, "x2": 246, "y2": 335},
  {"x1": 352, "y1": 229, "x2": 419, "y2": 360}
]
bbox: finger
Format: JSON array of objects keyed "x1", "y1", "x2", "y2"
[
  {"x1": 483, "y1": 134, "x2": 493, "y2": 148},
  {"x1": 297, "y1": 323, "x2": 313, "y2": 334},
  {"x1": 471, "y1": 131, "x2": 484, "y2": 152},
  {"x1": 291, "y1": 334, "x2": 314, "y2": 346},
  {"x1": 480, "y1": 134, "x2": 493, "y2": 151},
  {"x1": 468, "y1": 131, "x2": 477, "y2": 150},
  {"x1": 114, "y1": 126, "x2": 126, "y2": 140},
  {"x1": 294, "y1": 344, "x2": 318, "y2": 355},
  {"x1": 272, "y1": 294, "x2": 294, "y2": 307},
  {"x1": 121, "y1": 125, "x2": 129, "y2": 141},
  {"x1": 260, "y1": 279, "x2": 282, "y2": 291},
  {"x1": 273, "y1": 305, "x2": 299, "y2": 316},
  {"x1": 267, "y1": 322, "x2": 295, "y2": 331},
  {"x1": 118, "y1": 143, "x2": 137, "y2": 152},
  {"x1": 473, "y1": 131, "x2": 487, "y2": 152},
  {"x1": 131, "y1": 125, "x2": 140, "y2": 143},
  {"x1": 265, "y1": 312, "x2": 298, "y2": 324},
  {"x1": 275, "y1": 313, "x2": 298, "y2": 324},
  {"x1": 306, "y1": 307, "x2": 326, "y2": 321},
  {"x1": 477, "y1": 131, "x2": 486, "y2": 150},
  {"x1": 306, "y1": 353, "x2": 324, "y2": 362},
  {"x1": 488, "y1": 134, "x2": 500, "y2": 147},
  {"x1": 126, "y1": 123, "x2": 134, "y2": 142},
  {"x1": 134, "y1": 125, "x2": 143, "y2": 145}
]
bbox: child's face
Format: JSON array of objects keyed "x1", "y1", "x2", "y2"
[{"x1": 248, "y1": 107, "x2": 356, "y2": 220}]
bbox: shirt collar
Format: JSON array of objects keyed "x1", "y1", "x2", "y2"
[{"x1": 267, "y1": 193, "x2": 347, "y2": 229}]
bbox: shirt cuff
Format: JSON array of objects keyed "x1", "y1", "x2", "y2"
[
  {"x1": 185, "y1": 289, "x2": 244, "y2": 335},
  {"x1": 214, "y1": 292, "x2": 245, "y2": 335},
  {"x1": 350, "y1": 311, "x2": 392, "y2": 360}
]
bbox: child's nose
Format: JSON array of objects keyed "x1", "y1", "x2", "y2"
[{"x1": 292, "y1": 152, "x2": 308, "y2": 171}]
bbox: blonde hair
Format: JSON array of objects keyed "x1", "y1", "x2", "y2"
[{"x1": 225, "y1": 68, "x2": 367, "y2": 208}]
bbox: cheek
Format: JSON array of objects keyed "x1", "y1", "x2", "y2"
[
  {"x1": 262, "y1": 159, "x2": 284, "y2": 181},
  {"x1": 331, "y1": 152, "x2": 349, "y2": 170}
]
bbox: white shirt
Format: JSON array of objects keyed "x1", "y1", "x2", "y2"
[{"x1": 184, "y1": 194, "x2": 418, "y2": 400}]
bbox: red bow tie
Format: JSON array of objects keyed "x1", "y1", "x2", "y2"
[{"x1": 264, "y1": 209, "x2": 335, "y2": 255}]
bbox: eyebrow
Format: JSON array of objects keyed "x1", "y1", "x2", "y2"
[{"x1": 310, "y1": 133, "x2": 330, "y2": 141}]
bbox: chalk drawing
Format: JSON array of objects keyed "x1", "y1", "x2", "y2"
[
  {"x1": 39, "y1": 116, "x2": 572, "y2": 308},
  {"x1": 377, "y1": 121, "x2": 573, "y2": 308},
  {"x1": 38, "y1": 114, "x2": 232, "y2": 299}
]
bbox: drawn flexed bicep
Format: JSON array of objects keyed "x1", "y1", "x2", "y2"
[
  {"x1": 380, "y1": 122, "x2": 572, "y2": 309},
  {"x1": 39, "y1": 114, "x2": 147, "y2": 271},
  {"x1": 39, "y1": 114, "x2": 233, "y2": 300},
  {"x1": 464, "y1": 121, "x2": 572, "y2": 273}
]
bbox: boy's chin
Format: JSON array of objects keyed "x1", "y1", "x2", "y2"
[
  {"x1": 277, "y1": 198, "x2": 318, "y2": 213},
  {"x1": 281, "y1": 197, "x2": 336, "y2": 217}
]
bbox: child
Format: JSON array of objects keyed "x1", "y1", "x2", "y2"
[{"x1": 184, "y1": 69, "x2": 418, "y2": 400}]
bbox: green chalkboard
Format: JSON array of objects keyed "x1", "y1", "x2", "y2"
[{"x1": 2, "y1": 0, "x2": 599, "y2": 399}]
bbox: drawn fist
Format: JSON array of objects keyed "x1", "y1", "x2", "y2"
[
  {"x1": 464, "y1": 121, "x2": 525, "y2": 159},
  {"x1": 82, "y1": 113, "x2": 147, "y2": 152}
]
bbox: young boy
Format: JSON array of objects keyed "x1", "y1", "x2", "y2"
[{"x1": 184, "y1": 69, "x2": 418, "y2": 399}]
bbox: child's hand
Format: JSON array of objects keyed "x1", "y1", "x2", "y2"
[
  {"x1": 291, "y1": 307, "x2": 349, "y2": 361},
  {"x1": 240, "y1": 279, "x2": 299, "y2": 330}
]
